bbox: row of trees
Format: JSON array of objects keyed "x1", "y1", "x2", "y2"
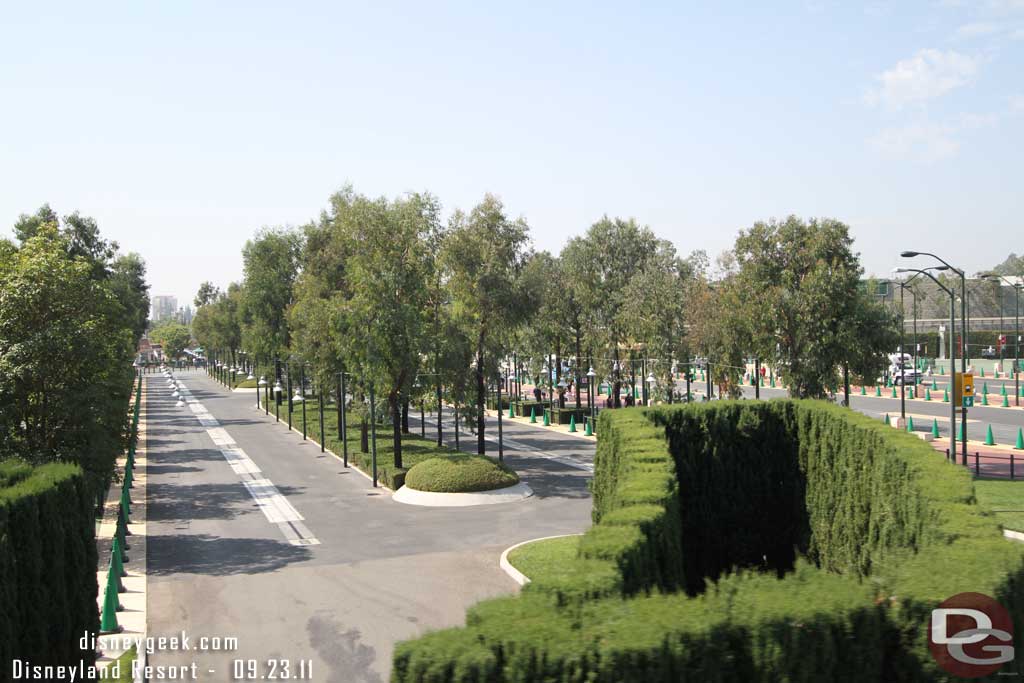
[
  {"x1": 2, "y1": 205, "x2": 150, "y2": 496},
  {"x1": 192, "y1": 186, "x2": 898, "y2": 464}
]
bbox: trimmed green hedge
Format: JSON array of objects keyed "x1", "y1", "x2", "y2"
[
  {"x1": 404, "y1": 456, "x2": 519, "y2": 493},
  {"x1": 0, "y1": 460, "x2": 98, "y2": 672},
  {"x1": 393, "y1": 400, "x2": 1024, "y2": 681}
]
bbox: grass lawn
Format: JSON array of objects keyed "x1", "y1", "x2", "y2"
[
  {"x1": 507, "y1": 535, "x2": 581, "y2": 581},
  {"x1": 233, "y1": 377, "x2": 258, "y2": 389},
  {"x1": 283, "y1": 399, "x2": 486, "y2": 489},
  {"x1": 110, "y1": 646, "x2": 136, "y2": 682},
  {"x1": 975, "y1": 479, "x2": 1024, "y2": 531}
]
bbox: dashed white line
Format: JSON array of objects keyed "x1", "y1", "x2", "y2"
[{"x1": 174, "y1": 380, "x2": 320, "y2": 546}]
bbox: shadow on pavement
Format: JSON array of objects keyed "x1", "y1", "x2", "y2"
[{"x1": 148, "y1": 534, "x2": 312, "y2": 576}]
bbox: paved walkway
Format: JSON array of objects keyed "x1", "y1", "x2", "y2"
[{"x1": 145, "y1": 371, "x2": 592, "y2": 682}]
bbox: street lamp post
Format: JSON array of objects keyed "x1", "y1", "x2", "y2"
[
  {"x1": 983, "y1": 274, "x2": 1022, "y2": 407},
  {"x1": 259, "y1": 375, "x2": 268, "y2": 415},
  {"x1": 902, "y1": 251, "x2": 967, "y2": 464},
  {"x1": 337, "y1": 369, "x2": 349, "y2": 467},
  {"x1": 587, "y1": 365, "x2": 597, "y2": 433},
  {"x1": 368, "y1": 380, "x2": 378, "y2": 487},
  {"x1": 754, "y1": 358, "x2": 760, "y2": 400},
  {"x1": 496, "y1": 371, "x2": 504, "y2": 462},
  {"x1": 896, "y1": 267, "x2": 956, "y2": 460},
  {"x1": 318, "y1": 376, "x2": 325, "y2": 453}
]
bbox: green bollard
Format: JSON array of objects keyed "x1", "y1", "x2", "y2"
[
  {"x1": 943, "y1": 388, "x2": 949, "y2": 403},
  {"x1": 569, "y1": 414, "x2": 577, "y2": 432},
  {"x1": 1002, "y1": 384, "x2": 1008, "y2": 396},
  {"x1": 925, "y1": 388, "x2": 931, "y2": 401},
  {"x1": 892, "y1": 386, "x2": 898, "y2": 399},
  {"x1": 875, "y1": 385, "x2": 881, "y2": 397},
  {"x1": 983, "y1": 393, "x2": 989, "y2": 406},
  {"x1": 509, "y1": 404, "x2": 515, "y2": 419},
  {"x1": 958, "y1": 421, "x2": 965, "y2": 442},
  {"x1": 981, "y1": 367, "x2": 986, "y2": 377},
  {"x1": 884, "y1": 413, "x2": 890, "y2": 425},
  {"x1": 1003, "y1": 394, "x2": 1010, "y2": 407},
  {"x1": 932, "y1": 419, "x2": 940, "y2": 438},
  {"x1": 1016, "y1": 428, "x2": 1024, "y2": 450},
  {"x1": 906, "y1": 416, "x2": 914, "y2": 432},
  {"x1": 860, "y1": 385, "x2": 866, "y2": 396},
  {"x1": 585, "y1": 418, "x2": 593, "y2": 436},
  {"x1": 543, "y1": 409, "x2": 550, "y2": 427},
  {"x1": 983, "y1": 382, "x2": 989, "y2": 396},
  {"x1": 985, "y1": 425, "x2": 996, "y2": 446},
  {"x1": 530, "y1": 407, "x2": 536, "y2": 424}
]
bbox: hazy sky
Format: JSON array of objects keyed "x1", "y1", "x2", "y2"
[{"x1": 2, "y1": 1, "x2": 1021, "y2": 307}]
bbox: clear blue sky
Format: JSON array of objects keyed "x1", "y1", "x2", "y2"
[{"x1": 2, "y1": 1, "x2": 1021, "y2": 306}]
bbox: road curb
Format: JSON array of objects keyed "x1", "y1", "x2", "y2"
[
  {"x1": 498, "y1": 533, "x2": 584, "y2": 586},
  {"x1": 392, "y1": 482, "x2": 533, "y2": 507}
]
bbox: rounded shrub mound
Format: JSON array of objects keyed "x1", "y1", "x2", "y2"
[{"x1": 404, "y1": 455, "x2": 519, "y2": 493}]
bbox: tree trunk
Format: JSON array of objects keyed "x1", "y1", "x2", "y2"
[
  {"x1": 390, "y1": 391, "x2": 403, "y2": 469},
  {"x1": 360, "y1": 420, "x2": 368, "y2": 453},
  {"x1": 401, "y1": 399, "x2": 410, "y2": 434}
]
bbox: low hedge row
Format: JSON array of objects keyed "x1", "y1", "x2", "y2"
[
  {"x1": 393, "y1": 400, "x2": 1024, "y2": 681},
  {"x1": 0, "y1": 461, "x2": 98, "y2": 672}
]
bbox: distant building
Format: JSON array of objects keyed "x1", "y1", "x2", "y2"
[
  {"x1": 151, "y1": 295, "x2": 178, "y2": 322},
  {"x1": 176, "y1": 305, "x2": 193, "y2": 325}
]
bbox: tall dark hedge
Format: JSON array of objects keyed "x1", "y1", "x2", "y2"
[
  {"x1": 0, "y1": 461, "x2": 98, "y2": 679},
  {"x1": 393, "y1": 400, "x2": 1024, "y2": 682}
]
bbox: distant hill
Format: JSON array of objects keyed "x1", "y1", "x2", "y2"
[{"x1": 993, "y1": 253, "x2": 1024, "y2": 276}]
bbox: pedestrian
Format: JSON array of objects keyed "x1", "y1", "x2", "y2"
[{"x1": 533, "y1": 385, "x2": 542, "y2": 403}]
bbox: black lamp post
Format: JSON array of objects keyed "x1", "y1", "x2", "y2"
[
  {"x1": 337, "y1": 369, "x2": 351, "y2": 467},
  {"x1": 368, "y1": 379, "x2": 378, "y2": 487},
  {"x1": 285, "y1": 363, "x2": 293, "y2": 431},
  {"x1": 896, "y1": 266, "x2": 956, "y2": 460},
  {"x1": 259, "y1": 374, "x2": 268, "y2": 414},
  {"x1": 292, "y1": 364, "x2": 307, "y2": 440},
  {"x1": 983, "y1": 274, "x2": 1022, "y2": 407},
  {"x1": 587, "y1": 365, "x2": 597, "y2": 433},
  {"x1": 901, "y1": 251, "x2": 967, "y2": 464},
  {"x1": 496, "y1": 370, "x2": 504, "y2": 462}
]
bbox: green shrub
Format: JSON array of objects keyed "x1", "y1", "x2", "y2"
[
  {"x1": 392, "y1": 401, "x2": 1024, "y2": 681},
  {"x1": 0, "y1": 460, "x2": 98, "y2": 672},
  {"x1": 404, "y1": 456, "x2": 519, "y2": 493}
]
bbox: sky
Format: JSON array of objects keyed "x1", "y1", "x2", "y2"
[{"x1": 1, "y1": 1, "x2": 1021, "y2": 308}]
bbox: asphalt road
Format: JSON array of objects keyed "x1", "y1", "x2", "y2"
[{"x1": 145, "y1": 370, "x2": 592, "y2": 683}]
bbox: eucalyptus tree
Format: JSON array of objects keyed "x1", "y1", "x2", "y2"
[
  {"x1": 732, "y1": 216, "x2": 894, "y2": 399},
  {"x1": 304, "y1": 187, "x2": 439, "y2": 468},
  {"x1": 241, "y1": 227, "x2": 303, "y2": 366},
  {"x1": 442, "y1": 195, "x2": 536, "y2": 454},
  {"x1": 619, "y1": 244, "x2": 697, "y2": 401},
  {"x1": 562, "y1": 217, "x2": 662, "y2": 407},
  {"x1": 194, "y1": 281, "x2": 221, "y2": 308}
]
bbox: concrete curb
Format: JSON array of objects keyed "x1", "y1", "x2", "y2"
[
  {"x1": 1004, "y1": 529, "x2": 1024, "y2": 543},
  {"x1": 392, "y1": 482, "x2": 533, "y2": 507},
  {"x1": 486, "y1": 408, "x2": 597, "y2": 441},
  {"x1": 498, "y1": 533, "x2": 584, "y2": 586},
  {"x1": 232, "y1": 387, "x2": 258, "y2": 393}
]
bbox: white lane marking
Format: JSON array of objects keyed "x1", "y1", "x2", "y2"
[{"x1": 173, "y1": 381, "x2": 320, "y2": 546}]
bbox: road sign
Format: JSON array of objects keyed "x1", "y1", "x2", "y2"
[{"x1": 963, "y1": 396, "x2": 974, "y2": 408}]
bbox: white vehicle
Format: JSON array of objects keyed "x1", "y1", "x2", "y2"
[{"x1": 888, "y1": 353, "x2": 921, "y2": 385}]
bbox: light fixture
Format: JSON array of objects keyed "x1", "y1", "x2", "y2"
[
  {"x1": 586, "y1": 367, "x2": 596, "y2": 378},
  {"x1": 258, "y1": 376, "x2": 267, "y2": 387},
  {"x1": 646, "y1": 372, "x2": 657, "y2": 384},
  {"x1": 246, "y1": 372, "x2": 255, "y2": 381},
  {"x1": 292, "y1": 390, "x2": 305, "y2": 403},
  {"x1": 273, "y1": 381, "x2": 282, "y2": 394}
]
